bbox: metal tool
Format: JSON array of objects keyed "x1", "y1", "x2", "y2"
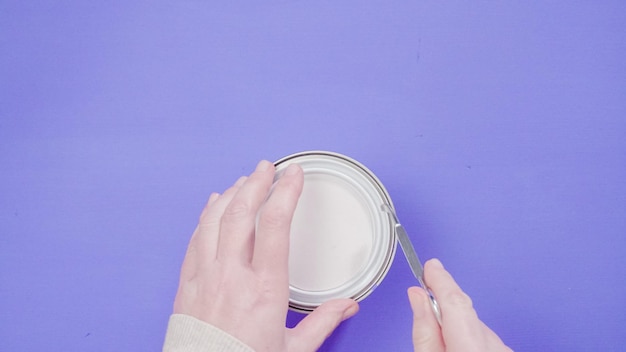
[{"x1": 381, "y1": 204, "x2": 442, "y2": 325}]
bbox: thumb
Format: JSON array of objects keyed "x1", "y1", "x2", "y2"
[
  {"x1": 408, "y1": 287, "x2": 445, "y2": 352},
  {"x1": 287, "y1": 299, "x2": 359, "y2": 351}
]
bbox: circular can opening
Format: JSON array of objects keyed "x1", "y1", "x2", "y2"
[{"x1": 274, "y1": 151, "x2": 397, "y2": 313}]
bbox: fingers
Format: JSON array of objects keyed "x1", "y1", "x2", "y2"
[
  {"x1": 408, "y1": 287, "x2": 444, "y2": 352},
  {"x1": 252, "y1": 163, "x2": 303, "y2": 276},
  {"x1": 196, "y1": 177, "x2": 247, "y2": 257},
  {"x1": 424, "y1": 258, "x2": 485, "y2": 351},
  {"x1": 180, "y1": 177, "x2": 247, "y2": 281},
  {"x1": 217, "y1": 160, "x2": 275, "y2": 264},
  {"x1": 207, "y1": 191, "x2": 221, "y2": 207},
  {"x1": 188, "y1": 192, "x2": 222, "y2": 256},
  {"x1": 288, "y1": 299, "x2": 359, "y2": 351},
  {"x1": 177, "y1": 192, "x2": 219, "y2": 282}
]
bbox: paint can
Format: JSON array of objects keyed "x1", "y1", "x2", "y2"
[{"x1": 274, "y1": 151, "x2": 397, "y2": 313}]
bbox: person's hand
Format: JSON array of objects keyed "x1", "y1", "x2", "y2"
[
  {"x1": 172, "y1": 160, "x2": 359, "y2": 352},
  {"x1": 408, "y1": 259, "x2": 512, "y2": 352}
]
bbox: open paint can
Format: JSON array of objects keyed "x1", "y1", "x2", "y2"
[{"x1": 274, "y1": 151, "x2": 397, "y2": 313}]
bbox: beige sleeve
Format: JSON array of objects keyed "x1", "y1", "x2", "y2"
[{"x1": 163, "y1": 314, "x2": 255, "y2": 352}]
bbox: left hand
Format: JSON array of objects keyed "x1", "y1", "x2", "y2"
[{"x1": 173, "y1": 160, "x2": 359, "y2": 352}]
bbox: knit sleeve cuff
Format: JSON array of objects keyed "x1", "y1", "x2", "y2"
[{"x1": 163, "y1": 314, "x2": 255, "y2": 352}]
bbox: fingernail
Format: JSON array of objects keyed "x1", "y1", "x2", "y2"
[
  {"x1": 429, "y1": 258, "x2": 444, "y2": 269},
  {"x1": 256, "y1": 160, "x2": 272, "y2": 172},
  {"x1": 342, "y1": 302, "x2": 359, "y2": 319},
  {"x1": 207, "y1": 192, "x2": 220, "y2": 205},
  {"x1": 235, "y1": 176, "x2": 248, "y2": 186},
  {"x1": 284, "y1": 164, "x2": 301, "y2": 176}
]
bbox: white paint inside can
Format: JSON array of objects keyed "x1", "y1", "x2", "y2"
[
  {"x1": 289, "y1": 172, "x2": 373, "y2": 291},
  {"x1": 275, "y1": 152, "x2": 397, "y2": 312}
]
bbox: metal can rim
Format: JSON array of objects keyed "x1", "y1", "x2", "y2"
[{"x1": 274, "y1": 151, "x2": 398, "y2": 313}]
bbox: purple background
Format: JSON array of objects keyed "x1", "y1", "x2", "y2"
[{"x1": 1, "y1": 1, "x2": 625, "y2": 351}]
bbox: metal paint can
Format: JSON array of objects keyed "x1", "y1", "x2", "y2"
[{"x1": 274, "y1": 151, "x2": 397, "y2": 313}]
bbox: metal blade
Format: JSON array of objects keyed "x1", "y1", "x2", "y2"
[{"x1": 381, "y1": 204, "x2": 442, "y2": 325}]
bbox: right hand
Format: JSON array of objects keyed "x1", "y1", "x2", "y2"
[{"x1": 408, "y1": 259, "x2": 513, "y2": 352}]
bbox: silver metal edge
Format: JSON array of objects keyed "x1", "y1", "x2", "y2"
[{"x1": 274, "y1": 151, "x2": 398, "y2": 313}]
